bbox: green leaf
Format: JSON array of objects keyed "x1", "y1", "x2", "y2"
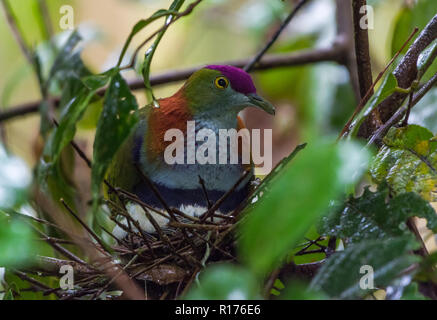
[
  {"x1": 0, "y1": 211, "x2": 35, "y2": 268},
  {"x1": 417, "y1": 40, "x2": 437, "y2": 79},
  {"x1": 38, "y1": 146, "x2": 77, "y2": 208},
  {"x1": 43, "y1": 88, "x2": 95, "y2": 163},
  {"x1": 390, "y1": 0, "x2": 437, "y2": 83},
  {"x1": 239, "y1": 139, "x2": 370, "y2": 276},
  {"x1": 39, "y1": 69, "x2": 113, "y2": 209},
  {"x1": 43, "y1": 70, "x2": 114, "y2": 164},
  {"x1": 3, "y1": 269, "x2": 57, "y2": 300},
  {"x1": 185, "y1": 264, "x2": 260, "y2": 300},
  {"x1": 77, "y1": 98, "x2": 104, "y2": 130},
  {"x1": 91, "y1": 72, "x2": 139, "y2": 200},
  {"x1": 319, "y1": 185, "x2": 437, "y2": 243},
  {"x1": 3, "y1": 289, "x2": 14, "y2": 300},
  {"x1": 48, "y1": 31, "x2": 82, "y2": 83},
  {"x1": 310, "y1": 236, "x2": 420, "y2": 299},
  {"x1": 370, "y1": 124, "x2": 437, "y2": 201},
  {"x1": 391, "y1": 0, "x2": 436, "y2": 57},
  {"x1": 400, "y1": 282, "x2": 428, "y2": 300},
  {"x1": 385, "y1": 276, "x2": 425, "y2": 300}
]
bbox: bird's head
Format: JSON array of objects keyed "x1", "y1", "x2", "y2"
[{"x1": 181, "y1": 65, "x2": 275, "y2": 118}]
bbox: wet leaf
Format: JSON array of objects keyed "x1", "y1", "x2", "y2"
[
  {"x1": 319, "y1": 185, "x2": 437, "y2": 243},
  {"x1": 310, "y1": 235, "x2": 420, "y2": 299},
  {"x1": 48, "y1": 31, "x2": 82, "y2": 82},
  {"x1": 391, "y1": 0, "x2": 436, "y2": 57},
  {"x1": 91, "y1": 72, "x2": 139, "y2": 201},
  {"x1": 370, "y1": 125, "x2": 437, "y2": 201},
  {"x1": 400, "y1": 282, "x2": 428, "y2": 300}
]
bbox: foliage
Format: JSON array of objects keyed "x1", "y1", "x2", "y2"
[
  {"x1": 370, "y1": 125, "x2": 437, "y2": 201},
  {"x1": 319, "y1": 184, "x2": 437, "y2": 243},
  {"x1": 91, "y1": 71, "x2": 139, "y2": 203},
  {"x1": 310, "y1": 236, "x2": 420, "y2": 299},
  {"x1": 0, "y1": 0, "x2": 436, "y2": 301},
  {"x1": 239, "y1": 140, "x2": 369, "y2": 276}
]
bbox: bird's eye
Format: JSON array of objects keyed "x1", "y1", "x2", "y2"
[{"x1": 214, "y1": 76, "x2": 229, "y2": 89}]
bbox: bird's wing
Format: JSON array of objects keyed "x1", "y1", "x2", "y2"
[{"x1": 104, "y1": 107, "x2": 149, "y2": 201}]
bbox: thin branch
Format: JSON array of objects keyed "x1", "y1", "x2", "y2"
[
  {"x1": 60, "y1": 199, "x2": 112, "y2": 255},
  {"x1": 0, "y1": 47, "x2": 344, "y2": 122},
  {"x1": 198, "y1": 176, "x2": 212, "y2": 209},
  {"x1": 31, "y1": 255, "x2": 95, "y2": 276},
  {"x1": 29, "y1": 224, "x2": 91, "y2": 267},
  {"x1": 244, "y1": 0, "x2": 311, "y2": 72},
  {"x1": 12, "y1": 270, "x2": 60, "y2": 298},
  {"x1": 121, "y1": 0, "x2": 203, "y2": 71},
  {"x1": 199, "y1": 170, "x2": 251, "y2": 222}
]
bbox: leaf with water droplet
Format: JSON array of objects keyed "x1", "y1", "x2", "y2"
[
  {"x1": 310, "y1": 235, "x2": 419, "y2": 299},
  {"x1": 370, "y1": 124, "x2": 437, "y2": 201},
  {"x1": 318, "y1": 183, "x2": 437, "y2": 244},
  {"x1": 91, "y1": 72, "x2": 139, "y2": 204}
]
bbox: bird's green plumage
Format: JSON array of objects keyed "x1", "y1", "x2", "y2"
[{"x1": 104, "y1": 65, "x2": 275, "y2": 236}]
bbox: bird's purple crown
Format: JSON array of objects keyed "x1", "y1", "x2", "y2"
[{"x1": 206, "y1": 65, "x2": 256, "y2": 95}]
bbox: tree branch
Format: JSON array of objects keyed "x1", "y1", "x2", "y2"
[
  {"x1": 373, "y1": 14, "x2": 437, "y2": 134},
  {"x1": 352, "y1": 0, "x2": 373, "y2": 99},
  {"x1": 0, "y1": 46, "x2": 345, "y2": 122},
  {"x1": 336, "y1": 0, "x2": 360, "y2": 101},
  {"x1": 366, "y1": 71, "x2": 437, "y2": 146}
]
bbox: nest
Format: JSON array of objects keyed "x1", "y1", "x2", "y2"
[{"x1": 13, "y1": 167, "x2": 256, "y2": 300}]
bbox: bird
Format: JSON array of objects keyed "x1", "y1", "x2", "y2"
[{"x1": 105, "y1": 65, "x2": 275, "y2": 239}]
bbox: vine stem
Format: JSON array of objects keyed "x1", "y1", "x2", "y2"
[{"x1": 244, "y1": 0, "x2": 311, "y2": 72}]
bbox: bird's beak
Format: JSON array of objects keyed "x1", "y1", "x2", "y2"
[{"x1": 247, "y1": 93, "x2": 275, "y2": 115}]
